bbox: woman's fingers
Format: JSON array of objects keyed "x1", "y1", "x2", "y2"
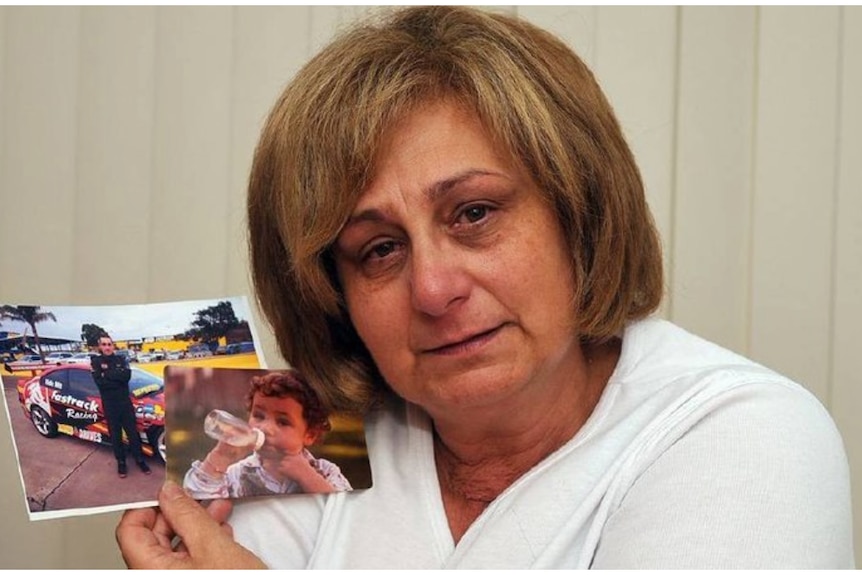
[
  {"x1": 116, "y1": 506, "x2": 189, "y2": 569},
  {"x1": 156, "y1": 481, "x2": 222, "y2": 551},
  {"x1": 203, "y1": 497, "x2": 234, "y2": 525},
  {"x1": 116, "y1": 482, "x2": 264, "y2": 569},
  {"x1": 156, "y1": 481, "x2": 266, "y2": 569}
]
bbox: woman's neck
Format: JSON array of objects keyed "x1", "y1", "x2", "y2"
[{"x1": 430, "y1": 337, "x2": 621, "y2": 543}]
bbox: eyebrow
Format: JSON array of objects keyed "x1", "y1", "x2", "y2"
[
  {"x1": 426, "y1": 168, "x2": 504, "y2": 202},
  {"x1": 344, "y1": 168, "x2": 508, "y2": 227},
  {"x1": 254, "y1": 406, "x2": 293, "y2": 419}
]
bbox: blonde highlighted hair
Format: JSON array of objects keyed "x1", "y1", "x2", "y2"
[{"x1": 248, "y1": 6, "x2": 663, "y2": 414}]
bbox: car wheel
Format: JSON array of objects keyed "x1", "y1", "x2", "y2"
[
  {"x1": 30, "y1": 406, "x2": 58, "y2": 438},
  {"x1": 148, "y1": 426, "x2": 166, "y2": 463}
]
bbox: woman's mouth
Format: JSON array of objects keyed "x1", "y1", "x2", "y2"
[{"x1": 424, "y1": 324, "x2": 507, "y2": 356}]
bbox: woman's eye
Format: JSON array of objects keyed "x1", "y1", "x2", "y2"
[
  {"x1": 363, "y1": 240, "x2": 399, "y2": 261},
  {"x1": 251, "y1": 412, "x2": 264, "y2": 421},
  {"x1": 277, "y1": 418, "x2": 291, "y2": 427},
  {"x1": 463, "y1": 205, "x2": 488, "y2": 223}
]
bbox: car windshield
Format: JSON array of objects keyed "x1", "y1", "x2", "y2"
[{"x1": 129, "y1": 368, "x2": 164, "y2": 398}]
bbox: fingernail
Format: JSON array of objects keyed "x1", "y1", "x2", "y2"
[{"x1": 162, "y1": 480, "x2": 184, "y2": 499}]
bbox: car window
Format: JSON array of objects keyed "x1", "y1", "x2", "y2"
[
  {"x1": 68, "y1": 369, "x2": 100, "y2": 398},
  {"x1": 41, "y1": 369, "x2": 69, "y2": 391},
  {"x1": 129, "y1": 369, "x2": 164, "y2": 398}
]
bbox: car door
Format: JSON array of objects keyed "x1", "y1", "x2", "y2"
[
  {"x1": 41, "y1": 368, "x2": 70, "y2": 425},
  {"x1": 54, "y1": 369, "x2": 105, "y2": 441}
]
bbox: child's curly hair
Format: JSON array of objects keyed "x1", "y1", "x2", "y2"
[{"x1": 245, "y1": 369, "x2": 332, "y2": 432}]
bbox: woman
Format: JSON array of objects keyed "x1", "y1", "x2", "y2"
[{"x1": 117, "y1": 6, "x2": 853, "y2": 568}]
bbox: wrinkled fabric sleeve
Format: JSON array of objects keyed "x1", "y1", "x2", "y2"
[
  {"x1": 314, "y1": 458, "x2": 353, "y2": 491},
  {"x1": 590, "y1": 381, "x2": 854, "y2": 569},
  {"x1": 183, "y1": 460, "x2": 232, "y2": 499}
]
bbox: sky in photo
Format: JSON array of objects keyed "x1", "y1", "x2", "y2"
[{"x1": 0, "y1": 296, "x2": 254, "y2": 342}]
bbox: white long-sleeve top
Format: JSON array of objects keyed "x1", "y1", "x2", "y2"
[{"x1": 229, "y1": 318, "x2": 854, "y2": 568}]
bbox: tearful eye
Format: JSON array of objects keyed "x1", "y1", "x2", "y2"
[
  {"x1": 367, "y1": 241, "x2": 398, "y2": 260},
  {"x1": 461, "y1": 205, "x2": 489, "y2": 224}
]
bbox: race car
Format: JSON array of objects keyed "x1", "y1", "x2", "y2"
[{"x1": 17, "y1": 364, "x2": 166, "y2": 462}]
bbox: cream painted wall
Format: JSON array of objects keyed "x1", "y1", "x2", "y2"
[{"x1": 0, "y1": 6, "x2": 858, "y2": 567}]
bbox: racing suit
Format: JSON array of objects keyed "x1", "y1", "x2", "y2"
[{"x1": 91, "y1": 353, "x2": 144, "y2": 463}]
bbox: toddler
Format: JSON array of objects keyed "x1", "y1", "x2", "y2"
[{"x1": 184, "y1": 370, "x2": 352, "y2": 498}]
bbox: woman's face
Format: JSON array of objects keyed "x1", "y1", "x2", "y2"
[{"x1": 334, "y1": 101, "x2": 581, "y2": 418}]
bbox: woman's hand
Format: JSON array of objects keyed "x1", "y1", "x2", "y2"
[{"x1": 116, "y1": 480, "x2": 266, "y2": 569}]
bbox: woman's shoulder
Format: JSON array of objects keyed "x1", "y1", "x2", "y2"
[
  {"x1": 610, "y1": 317, "x2": 820, "y2": 406},
  {"x1": 590, "y1": 366, "x2": 853, "y2": 567},
  {"x1": 592, "y1": 317, "x2": 846, "y2": 483},
  {"x1": 582, "y1": 321, "x2": 853, "y2": 568},
  {"x1": 616, "y1": 317, "x2": 768, "y2": 379}
]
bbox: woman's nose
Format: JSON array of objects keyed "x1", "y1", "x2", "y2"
[{"x1": 409, "y1": 241, "x2": 471, "y2": 317}]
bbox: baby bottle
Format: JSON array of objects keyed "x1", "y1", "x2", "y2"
[{"x1": 204, "y1": 409, "x2": 265, "y2": 450}]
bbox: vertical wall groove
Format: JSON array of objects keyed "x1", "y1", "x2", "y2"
[
  {"x1": 825, "y1": 7, "x2": 846, "y2": 409},
  {"x1": 225, "y1": 6, "x2": 238, "y2": 294},
  {"x1": 146, "y1": 7, "x2": 161, "y2": 302},
  {"x1": 69, "y1": 6, "x2": 84, "y2": 303},
  {"x1": 666, "y1": 6, "x2": 683, "y2": 319},
  {"x1": 744, "y1": 6, "x2": 761, "y2": 357}
]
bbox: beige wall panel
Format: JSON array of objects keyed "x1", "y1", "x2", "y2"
[
  {"x1": 0, "y1": 7, "x2": 79, "y2": 305},
  {"x1": 749, "y1": 7, "x2": 840, "y2": 402},
  {"x1": 308, "y1": 6, "x2": 344, "y2": 55},
  {"x1": 671, "y1": 7, "x2": 756, "y2": 354},
  {"x1": 72, "y1": 7, "x2": 156, "y2": 305},
  {"x1": 62, "y1": 9, "x2": 158, "y2": 566},
  {"x1": 308, "y1": 6, "x2": 375, "y2": 56},
  {"x1": 62, "y1": 512, "x2": 126, "y2": 568},
  {"x1": 229, "y1": 6, "x2": 312, "y2": 369},
  {"x1": 0, "y1": 8, "x2": 5, "y2": 293},
  {"x1": 0, "y1": 8, "x2": 4, "y2": 218},
  {"x1": 148, "y1": 7, "x2": 233, "y2": 302},
  {"x1": 516, "y1": 7, "x2": 597, "y2": 67},
  {"x1": 593, "y1": 7, "x2": 677, "y2": 317},
  {"x1": 0, "y1": 468, "x2": 67, "y2": 569},
  {"x1": 831, "y1": 5, "x2": 862, "y2": 560},
  {"x1": 305, "y1": 6, "x2": 346, "y2": 58},
  {"x1": 0, "y1": 7, "x2": 79, "y2": 568}
]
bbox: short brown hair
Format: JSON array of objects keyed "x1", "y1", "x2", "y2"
[
  {"x1": 248, "y1": 6, "x2": 663, "y2": 414},
  {"x1": 246, "y1": 370, "x2": 331, "y2": 433}
]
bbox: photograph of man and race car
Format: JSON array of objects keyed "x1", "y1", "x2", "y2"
[{"x1": 0, "y1": 297, "x2": 264, "y2": 520}]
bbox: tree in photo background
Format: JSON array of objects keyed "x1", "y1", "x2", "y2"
[
  {"x1": 0, "y1": 305, "x2": 57, "y2": 360},
  {"x1": 81, "y1": 323, "x2": 109, "y2": 349},
  {"x1": 182, "y1": 301, "x2": 250, "y2": 349}
]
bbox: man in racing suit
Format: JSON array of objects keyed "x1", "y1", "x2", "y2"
[{"x1": 91, "y1": 334, "x2": 150, "y2": 478}]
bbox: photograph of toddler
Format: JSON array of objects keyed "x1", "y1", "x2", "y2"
[{"x1": 166, "y1": 368, "x2": 365, "y2": 499}]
